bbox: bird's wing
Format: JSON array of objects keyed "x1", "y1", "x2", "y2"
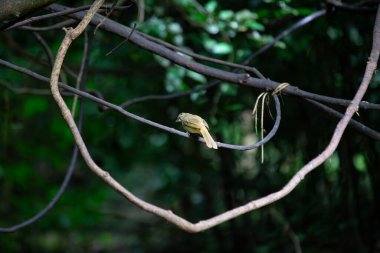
[{"x1": 181, "y1": 114, "x2": 204, "y2": 129}]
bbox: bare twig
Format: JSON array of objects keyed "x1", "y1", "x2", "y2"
[
  {"x1": 4, "y1": 4, "x2": 132, "y2": 31},
  {"x1": 20, "y1": 19, "x2": 77, "y2": 31},
  {"x1": 32, "y1": 32, "x2": 55, "y2": 68},
  {"x1": 71, "y1": 30, "x2": 91, "y2": 117},
  {"x1": 94, "y1": 0, "x2": 119, "y2": 34},
  {"x1": 119, "y1": 82, "x2": 218, "y2": 108},
  {"x1": 304, "y1": 98, "x2": 380, "y2": 140},
  {"x1": 0, "y1": 80, "x2": 72, "y2": 96},
  {"x1": 245, "y1": 9, "x2": 327, "y2": 63},
  {"x1": 269, "y1": 208, "x2": 303, "y2": 253},
  {"x1": 134, "y1": 0, "x2": 145, "y2": 22},
  {"x1": 106, "y1": 22, "x2": 137, "y2": 56}
]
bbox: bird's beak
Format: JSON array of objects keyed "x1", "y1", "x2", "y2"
[{"x1": 175, "y1": 117, "x2": 181, "y2": 122}]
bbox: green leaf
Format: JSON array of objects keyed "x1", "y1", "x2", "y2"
[
  {"x1": 165, "y1": 66, "x2": 187, "y2": 92},
  {"x1": 219, "y1": 10, "x2": 234, "y2": 20},
  {"x1": 213, "y1": 42, "x2": 232, "y2": 54},
  {"x1": 324, "y1": 152, "x2": 340, "y2": 181},
  {"x1": 204, "y1": 39, "x2": 232, "y2": 55},
  {"x1": 353, "y1": 154, "x2": 367, "y2": 172},
  {"x1": 205, "y1": 1, "x2": 217, "y2": 13},
  {"x1": 186, "y1": 70, "x2": 207, "y2": 83},
  {"x1": 235, "y1": 9, "x2": 258, "y2": 22},
  {"x1": 244, "y1": 20, "x2": 265, "y2": 31},
  {"x1": 220, "y1": 83, "x2": 237, "y2": 95}
]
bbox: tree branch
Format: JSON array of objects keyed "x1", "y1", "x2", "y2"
[
  {"x1": 46, "y1": 4, "x2": 380, "y2": 110},
  {"x1": 4, "y1": 4, "x2": 132, "y2": 31},
  {"x1": 46, "y1": 1, "x2": 380, "y2": 232},
  {"x1": 0, "y1": 58, "x2": 281, "y2": 150},
  {"x1": 0, "y1": 0, "x2": 57, "y2": 22},
  {"x1": 245, "y1": 9, "x2": 326, "y2": 62}
]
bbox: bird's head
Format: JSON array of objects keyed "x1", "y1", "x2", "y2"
[{"x1": 176, "y1": 113, "x2": 186, "y2": 123}]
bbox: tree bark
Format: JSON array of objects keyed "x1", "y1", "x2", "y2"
[{"x1": 0, "y1": 0, "x2": 57, "y2": 22}]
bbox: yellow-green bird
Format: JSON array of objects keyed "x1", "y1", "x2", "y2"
[{"x1": 176, "y1": 113, "x2": 218, "y2": 149}]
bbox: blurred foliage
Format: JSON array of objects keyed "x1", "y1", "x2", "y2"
[{"x1": 1, "y1": 0, "x2": 380, "y2": 252}]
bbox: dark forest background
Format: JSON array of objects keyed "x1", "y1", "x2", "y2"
[{"x1": 1, "y1": 0, "x2": 380, "y2": 252}]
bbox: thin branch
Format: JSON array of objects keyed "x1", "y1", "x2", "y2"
[
  {"x1": 326, "y1": 0, "x2": 379, "y2": 12},
  {"x1": 0, "y1": 58, "x2": 281, "y2": 150},
  {"x1": 2, "y1": 32, "x2": 78, "y2": 81},
  {"x1": 245, "y1": 9, "x2": 327, "y2": 63},
  {"x1": 32, "y1": 32, "x2": 55, "y2": 68},
  {"x1": 269, "y1": 208, "x2": 303, "y2": 253},
  {"x1": 119, "y1": 82, "x2": 218, "y2": 108},
  {"x1": 72, "y1": 30, "x2": 91, "y2": 117},
  {"x1": 94, "y1": 0, "x2": 119, "y2": 34},
  {"x1": 0, "y1": 102, "x2": 83, "y2": 233},
  {"x1": 0, "y1": 80, "x2": 72, "y2": 96},
  {"x1": 4, "y1": 4, "x2": 132, "y2": 31},
  {"x1": 19, "y1": 19, "x2": 77, "y2": 31},
  {"x1": 46, "y1": 4, "x2": 380, "y2": 110},
  {"x1": 304, "y1": 98, "x2": 380, "y2": 140},
  {"x1": 134, "y1": 0, "x2": 145, "y2": 22},
  {"x1": 106, "y1": 22, "x2": 137, "y2": 56}
]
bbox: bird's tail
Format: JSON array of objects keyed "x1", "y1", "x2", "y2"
[{"x1": 200, "y1": 126, "x2": 218, "y2": 149}]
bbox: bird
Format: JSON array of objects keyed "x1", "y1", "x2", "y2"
[{"x1": 176, "y1": 112, "x2": 218, "y2": 149}]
